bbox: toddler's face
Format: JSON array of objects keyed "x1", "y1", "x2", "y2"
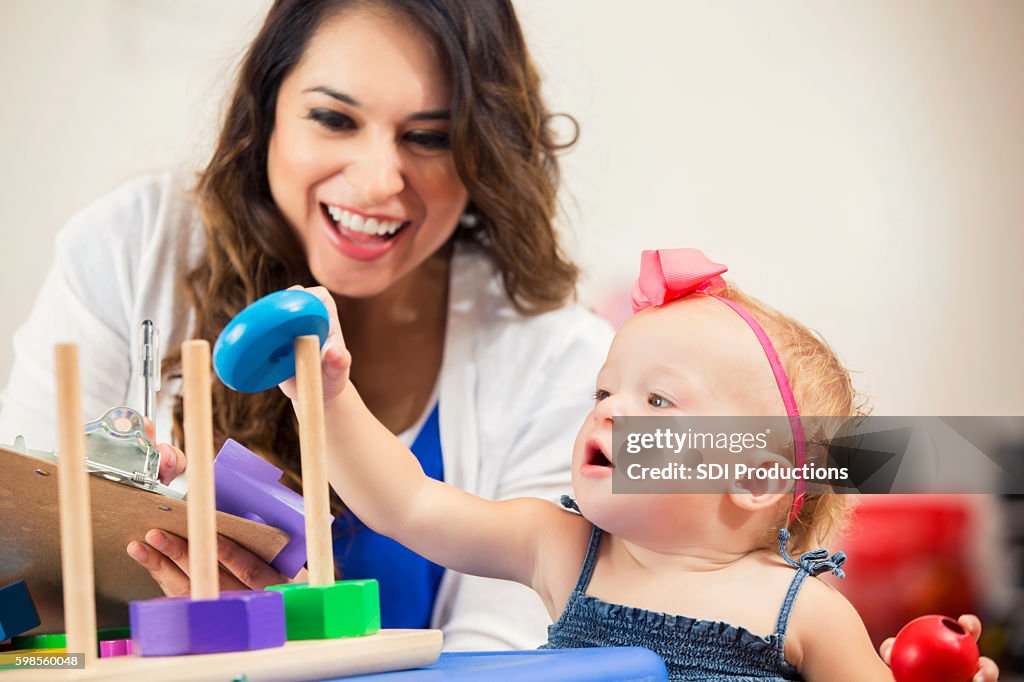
[{"x1": 570, "y1": 296, "x2": 787, "y2": 542}]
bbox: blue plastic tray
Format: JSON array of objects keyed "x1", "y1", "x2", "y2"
[{"x1": 331, "y1": 648, "x2": 668, "y2": 681}]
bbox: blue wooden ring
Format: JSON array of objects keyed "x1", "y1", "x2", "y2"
[{"x1": 213, "y1": 290, "x2": 329, "y2": 393}]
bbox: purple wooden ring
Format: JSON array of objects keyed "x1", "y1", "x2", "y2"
[
  {"x1": 214, "y1": 438, "x2": 332, "y2": 577},
  {"x1": 129, "y1": 590, "x2": 285, "y2": 657}
]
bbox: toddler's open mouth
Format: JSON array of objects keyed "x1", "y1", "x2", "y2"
[{"x1": 582, "y1": 437, "x2": 615, "y2": 476}]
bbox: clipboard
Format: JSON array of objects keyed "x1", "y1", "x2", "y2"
[{"x1": 0, "y1": 444, "x2": 290, "y2": 636}]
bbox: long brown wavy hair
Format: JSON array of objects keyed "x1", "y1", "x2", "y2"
[{"x1": 165, "y1": 0, "x2": 580, "y2": 507}]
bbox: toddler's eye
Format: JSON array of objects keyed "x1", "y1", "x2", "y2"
[
  {"x1": 648, "y1": 393, "x2": 673, "y2": 408},
  {"x1": 593, "y1": 389, "x2": 610, "y2": 402}
]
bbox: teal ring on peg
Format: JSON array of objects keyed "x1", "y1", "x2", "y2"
[{"x1": 213, "y1": 290, "x2": 329, "y2": 393}]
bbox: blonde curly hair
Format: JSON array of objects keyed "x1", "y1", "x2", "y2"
[{"x1": 715, "y1": 284, "x2": 869, "y2": 554}]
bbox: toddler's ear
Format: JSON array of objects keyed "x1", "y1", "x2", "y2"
[{"x1": 726, "y1": 450, "x2": 793, "y2": 512}]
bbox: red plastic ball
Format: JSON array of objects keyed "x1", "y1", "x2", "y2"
[{"x1": 890, "y1": 615, "x2": 980, "y2": 682}]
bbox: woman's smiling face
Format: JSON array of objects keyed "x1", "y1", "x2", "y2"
[{"x1": 267, "y1": 7, "x2": 469, "y2": 297}]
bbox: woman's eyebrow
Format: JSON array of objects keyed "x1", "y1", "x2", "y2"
[
  {"x1": 306, "y1": 85, "x2": 359, "y2": 106},
  {"x1": 304, "y1": 85, "x2": 450, "y2": 121}
]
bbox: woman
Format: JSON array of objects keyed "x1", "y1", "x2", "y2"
[{"x1": 0, "y1": 0, "x2": 613, "y2": 650}]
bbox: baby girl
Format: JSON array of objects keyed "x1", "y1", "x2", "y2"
[{"x1": 283, "y1": 248, "x2": 994, "y2": 681}]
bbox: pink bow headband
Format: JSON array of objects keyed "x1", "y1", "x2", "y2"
[{"x1": 631, "y1": 248, "x2": 806, "y2": 523}]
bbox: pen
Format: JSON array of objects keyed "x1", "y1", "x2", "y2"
[{"x1": 140, "y1": 320, "x2": 160, "y2": 424}]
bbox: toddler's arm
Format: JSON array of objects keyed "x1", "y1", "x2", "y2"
[
  {"x1": 793, "y1": 579, "x2": 893, "y2": 682},
  {"x1": 282, "y1": 287, "x2": 577, "y2": 599},
  {"x1": 323, "y1": 381, "x2": 569, "y2": 588}
]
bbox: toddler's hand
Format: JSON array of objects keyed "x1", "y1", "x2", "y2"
[
  {"x1": 277, "y1": 286, "x2": 352, "y2": 404},
  {"x1": 879, "y1": 614, "x2": 999, "y2": 682}
]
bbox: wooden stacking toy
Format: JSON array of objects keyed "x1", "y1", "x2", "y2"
[{"x1": 0, "y1": 334, "x2": 438, "y2": 680}]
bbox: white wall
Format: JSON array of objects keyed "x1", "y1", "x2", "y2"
[{"x1": 1, "y1": 0, "x2": 1021, "y2": 416}]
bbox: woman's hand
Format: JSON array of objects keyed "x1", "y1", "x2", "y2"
[
  {"x1": 142, "y1": 417, "x2": 187, "y2": 485},
  {"x1": 277, "y1": 285, "x2": 352, "y2": 404},
  {"x1": 879, "y1": 614, "x2": 1000, "y2": 682},
  {"x1": 127, "y1": 530, "x2": 298, "y2": 595}
]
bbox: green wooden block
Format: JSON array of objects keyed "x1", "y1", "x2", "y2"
[
  {"x1": 98, "y1": 626, "x2": 132, "y2": 641},
  {"x1": 10, "y1": 633, "x2": 65, "y2": 650},
  {"x1": 10, "y1": 628, "x2": 130, "y2": 655},
  {"x1": 266, "y1": 579, "x2": 379, "y2": 640}
]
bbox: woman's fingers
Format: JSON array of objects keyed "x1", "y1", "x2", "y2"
[
  {"x1": 216, "y1": 535, "x2": 289, "y2": 589},
  {"x1": 128, "y1": 530, "x2": 263, "y2": 596},
  {"x1": 157, "y1": 443, "x2": 187, "y2": 484},
  {"x1": 143, "y1": 529, "x2": 191, "y2": 575},
  {"x1": 127, "y1": 538, "x2": 191, "y2": 597},
  {"x1": 143, "y1": 417, "x2": 157, "y2": 442},
  {"x1": 143, "y1": 416, "x2": 187, "y2": 484}
]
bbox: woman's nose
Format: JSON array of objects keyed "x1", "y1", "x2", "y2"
[{"x1": 346, "y1": 136, "x2": 405, "y2": 205}]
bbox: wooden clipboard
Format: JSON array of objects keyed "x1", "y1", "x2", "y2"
[{"x1": 0, "y1": 445, "x2": 290, "y2": 636}]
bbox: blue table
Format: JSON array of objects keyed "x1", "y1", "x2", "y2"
[{"x1": 332, "y1": 648, "x2": 668, "y2": 681}]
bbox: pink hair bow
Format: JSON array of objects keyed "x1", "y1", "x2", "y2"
[{"x1": 631, "y1": 249, "x2": 729, "y2": 313}]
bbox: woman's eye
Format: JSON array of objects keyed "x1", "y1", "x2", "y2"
[
  {"x1": 648, "y1": 393, "x2": 673, "y2": 408},
  {"x1": 594, "y1": 389, "x2": 610, "y2": 402},
  {"x1": 307, "y1": 109, "x2": 355, "y2": 131},
  {"x1": 404, "y1": 130, "x2": 450, "y2": 150}
]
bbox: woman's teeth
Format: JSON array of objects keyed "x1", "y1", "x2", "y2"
[{"x1": 325, "y1": 204, "x2": 404, "y2": 236}]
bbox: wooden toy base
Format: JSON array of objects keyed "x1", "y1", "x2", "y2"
[{"x1": 1, "y1": 629, "x2": 442, "y2": 681}]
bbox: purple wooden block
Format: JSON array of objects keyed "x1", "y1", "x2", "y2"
[
  {"x1": 129, "y1": 590, "x2": 285, "y2": 656},
  {"x1": 214, "y1": 438, "x2": 334, "y2": 577},
  {"x1": 100, "y1": 639, "x2": 132, "y2": 658}
]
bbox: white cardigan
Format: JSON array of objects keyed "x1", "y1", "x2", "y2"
[{"x1": 0, "y1": 173, "x2": 614, "y2": 651}]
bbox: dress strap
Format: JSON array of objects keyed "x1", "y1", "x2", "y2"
[
  {"x1": 774, "y1": 528, "x2": 848, "y2": 636},
  {"x1": 560, "y1": 496, "x2": 603, "y2": 594}
]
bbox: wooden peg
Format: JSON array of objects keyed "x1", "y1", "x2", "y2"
[
  {"x1": 294, "y1": 335, "x2": 333, "y2": 587},
  {"x1": 54, "y1": 343, "x2": 98, "y2": 668},
  {"x1": 181, "y1": 340, "x2": 218, "y2": 601}
]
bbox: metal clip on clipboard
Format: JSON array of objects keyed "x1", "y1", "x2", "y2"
[
  {"x1": 6, "y1": 319, "x2": 184, "y2": 500},
  {"x1": 11, "y1": 406, "x2": 184, "y2": 501}
]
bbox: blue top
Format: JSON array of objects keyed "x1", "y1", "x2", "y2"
[
  {"x1": 332, "y1": 403, "x2": 445, "y2": 629},
  {"x1": 542, "y1": 497, "x2": 848, "y2": 682}
]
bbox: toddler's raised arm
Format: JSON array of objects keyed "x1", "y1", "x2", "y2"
[{"x1": 280, "y1": 286, "x2": 571, "y2": 596}]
